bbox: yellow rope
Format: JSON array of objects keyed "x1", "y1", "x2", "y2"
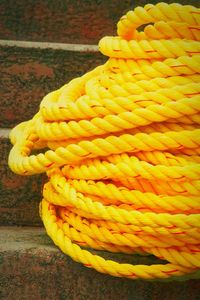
[{"x1": 8, "y1": 2, "x2": 200, "y2": 280}]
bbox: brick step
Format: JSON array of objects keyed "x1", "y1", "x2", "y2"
[
  {"x1": 1, "y1": 226, "x2": 200, "y2": 300},
  {"x1": 1, "y1": 0, "x2": 199, "y2": 45},
  {"x1": 0, "y1": 40, "x2": 106, "y2": 227},
  {"x1": 0, "y1": 135, "x2": 43, "y2": 226},
  {"x1": 0, "y1": 42, "x2": 105, "y2": 127},
  {"x1": 0, "y1": 0, "x2": 133, "y2": 45}
]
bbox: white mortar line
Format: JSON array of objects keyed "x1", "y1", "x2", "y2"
[
  {"x1": 0, "y1": 128, "x2": 11, "y2": 139},
  {"x1": 0, "y1": 39, "x2": 99, "y2": 52}
]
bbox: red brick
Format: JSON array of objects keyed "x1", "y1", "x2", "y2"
[
  {"x1": 0, "y1": 0, "x2": 134, "y2": 44},
  {"x1": 0, "y1": 1, "x2": 199, "y2": 44},
  {"x1": 1, "y1": 227, "x2": 200, "y2": 300},
  {"x1": 0, "y1": 137, "x2": 44, "y2": 225},
  {"x1": 0, "y1": 45, "x2": 106, "y2": 127}
]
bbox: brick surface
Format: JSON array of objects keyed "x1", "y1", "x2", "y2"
[
  {"x1": 1, "y1": 227, "x2": 200, "y2": 300},
  {"x1": 0, "y1": 0, "x2": 199, "y2": 44},
  {"x1": 0, "y1": 0, "x2": 131, "y2": 44},
  {"x1": 0, "y1": 137, "x2": 43, "y2": 225},
  {"x1": 0, "y1": 46, "x2": 105, "y2": 127}
]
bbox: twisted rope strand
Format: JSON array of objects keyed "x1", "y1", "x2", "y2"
[{"x1": 8, "y1": 2, "x2": 200, "y2": 280}]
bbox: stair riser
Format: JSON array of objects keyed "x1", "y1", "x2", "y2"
[
  {"x1": 0, "y1": 43, "x2": 104, "y2": 224},
  {"x1": 0, "y1": 45, "x2": 105, "y2": 127},
  {"x1": 2, "y1": 251, "x2": 198, "y2": 300},
  {"x1": 0, "y1": 0, "x2": 134, "y2": 44},
  {"x1": 1, "y1": 227, "x2": 200, "y2": 300},
  {"x1": 0, "y1": 137, "x2": 43, "y2": 226},
  {"x1": 1, "y1": 0, "x2": 199, "y2": 45}
]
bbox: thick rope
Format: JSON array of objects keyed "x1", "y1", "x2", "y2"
[{"x1": 8, "y1": 2, "x2": 200, "y2": 280}]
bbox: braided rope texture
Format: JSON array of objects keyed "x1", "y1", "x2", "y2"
[{"x1": 8, "y1": 2, "x2": 200, "y2": 280}]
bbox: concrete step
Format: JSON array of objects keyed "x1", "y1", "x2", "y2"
[
  {"x1": 1, "y1": 226, "x2": 200, "y2": 300},
  {"x1": 0, "y1": 42, "x2": 105, "y2": 127},
  {"x1": 0, "y1": 135, "x2": 43, "y2": 226}
]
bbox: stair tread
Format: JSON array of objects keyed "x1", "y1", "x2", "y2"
[
  {"x1": 1, "y1": 226, "x2": 200, "y2": 300},
  {"x1": 0, "y1": 226, "x2": 163, "y2": 264},
  {"x1": 0, "y1": 226, "x2": 53, "y2": 251}
]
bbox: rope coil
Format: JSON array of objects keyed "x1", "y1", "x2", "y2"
[{"x1": 9, "y1": 2, "x2": 200, "y2": 280}]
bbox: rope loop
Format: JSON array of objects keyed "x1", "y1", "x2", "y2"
[{"x1": 9, "y1": 2, "x2": 200, "y2": 280}]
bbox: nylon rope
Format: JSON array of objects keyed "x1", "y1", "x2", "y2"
[{"x1": 8, "y1": 2, "x2": 200, "y2": 280}]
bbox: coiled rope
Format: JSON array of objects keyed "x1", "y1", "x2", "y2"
[{"x1": 8, "y1": 2, "x2": 200, "y2": 280}]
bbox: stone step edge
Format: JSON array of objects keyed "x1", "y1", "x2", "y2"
[
  {"x1": 0, "y1": 39, "x2": 99, "y2": 52},
  {"x1": 0, "y1": 226, "x2": 161, "y2": 264},
  {"x1": 0, "y1": 226, "x2": 55, "y2": 251},
  {"x1": 0, "y1": 128, "x2": 10, "y2": 138}
]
